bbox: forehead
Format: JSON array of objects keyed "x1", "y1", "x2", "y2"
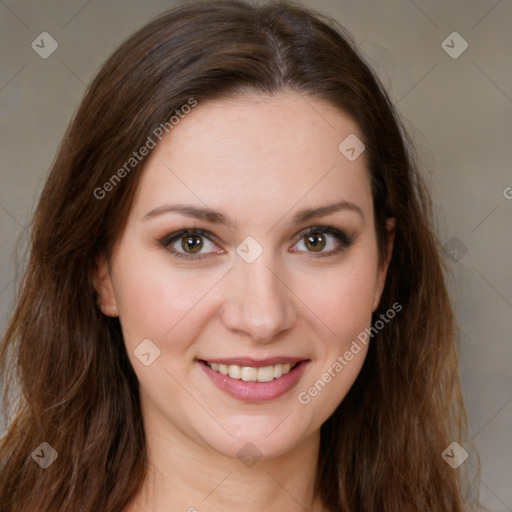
[{"x1": 130, "y1": 92, "x2": 372, "y2": 228}]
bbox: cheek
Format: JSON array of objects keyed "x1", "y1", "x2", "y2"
[
  {"x1": 294, "y1": 255, "x2": 379, "y2": 345},
  {"x1": 111, "y1": 241, "x2": 225, "y2": 351},
  {"x1": 113, "y1": 232, "x2": 380, "y2": 359},
  {"x1": 292, "y1": 257, "x2": 378, "y2": 416}
]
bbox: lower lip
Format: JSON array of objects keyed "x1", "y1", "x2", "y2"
[{"x1": 199, "y1": 360, "x2": 310, "y2": 402}]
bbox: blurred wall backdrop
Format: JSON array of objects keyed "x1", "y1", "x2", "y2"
[{"x1": 0, "y1": 1, "x2": 510, "y2": 510}]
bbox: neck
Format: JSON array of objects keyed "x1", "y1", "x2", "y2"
[{"x1": 125, "y1": 413, "x2": 328, "y2": 512}]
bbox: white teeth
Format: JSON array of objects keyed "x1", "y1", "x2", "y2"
[
  {"x1": 228, "y1": 365, "x2": 241, "y2": 379},
  {"x1": 241, "y1": 367, "x2": 258, "y2": 382},
  {"x1": 206, "y1": 361, "x2": 298, "y2": 382},
  {"x1": 257, "y1": 366, "x2": 275, "y2": 382},
  {"x1": 273, "y1": 364, "x2": 283, "y2": 379}
]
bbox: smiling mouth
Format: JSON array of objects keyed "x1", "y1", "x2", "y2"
[{"x1": 201, "y1": 361, "x2": 300, "y2": 383}]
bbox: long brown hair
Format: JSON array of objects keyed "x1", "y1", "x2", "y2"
[{"x1": 0, "y1": 1, "x2": 476, "y2": 510}]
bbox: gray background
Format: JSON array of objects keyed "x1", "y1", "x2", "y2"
[{"x1": 0, "y1": 1, "x2": 510, "y2": 510}]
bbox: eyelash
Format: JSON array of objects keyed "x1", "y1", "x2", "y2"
[{"x1": 160, "y1": 226, "x2": 353, "y2": 261}]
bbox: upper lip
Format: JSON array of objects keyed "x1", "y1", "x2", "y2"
[{"x1": 199, "y1": 357, "x2": 308, "y2": 367}]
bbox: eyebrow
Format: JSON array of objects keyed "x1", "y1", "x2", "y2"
[{"x1": 142, "y1": 200, "x2": 364, "y2": 226}]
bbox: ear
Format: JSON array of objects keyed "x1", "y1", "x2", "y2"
[
  {"x1": 92, "y1": 255, "x2": 119, "y2": 317},
  {"x1": 373, "y1": 218, "x2": 396, "y2": 311}
]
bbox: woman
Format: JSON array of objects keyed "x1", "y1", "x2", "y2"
[{"x1": 0, "y1": 1, "x2": 476, "y2": 511}]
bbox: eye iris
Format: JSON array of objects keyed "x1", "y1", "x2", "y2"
[
  {"x1": 305, "y1": 232, "x2": 326, "y2": 252},
  {"x1": 182, "y1": 235, "x2": 203, "y2": 253}
]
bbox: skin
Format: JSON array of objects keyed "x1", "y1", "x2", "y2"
[{"x1": 95, "y1": 91, "x2": 394, "y2": 512}]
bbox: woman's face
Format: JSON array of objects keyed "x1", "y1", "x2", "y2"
[{"x1": 96, "y1": 92, "x2": 392, "y2": 460}]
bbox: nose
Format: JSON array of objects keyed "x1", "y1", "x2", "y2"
[{"x1": 220, "y1": 252, "x2": 297, "y2": 344}]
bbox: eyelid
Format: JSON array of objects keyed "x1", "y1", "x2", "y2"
[
  {"x1": 160, "y1": 225, "x2": 353, "y2": 260},
  {"x1": 160, "y1": 228, "x2": 222, "y2": 261},
  {"x1": 160, "y1": 227, "x2": 216, "y2": 246},
  {"x1": 290, "y1": 225, "x2": 353, "y2": 257},
  {"x1": 294, "y1": 225, "x2": 353, "y2": 245}
]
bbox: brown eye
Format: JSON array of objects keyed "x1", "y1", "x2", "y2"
[
  {"x1": 163, "y1": 228, "x2": 222, "y2": 260},
  {"x1": 292, "y1": 226, "x2": 353, "y2": 257},
  {"x1": 181, "y1": 234, "x2": 204, "y2": 253},
  {"x1": 304, "y1": 232, "x2": 326, "y2": 252}
]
